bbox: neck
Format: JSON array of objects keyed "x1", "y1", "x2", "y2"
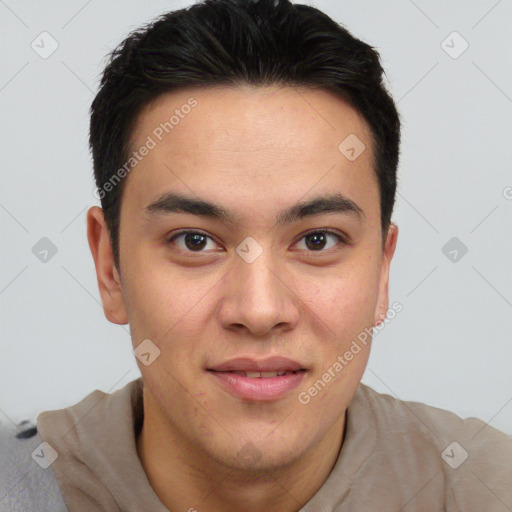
[{"x1": 136, "y1": 393, "x2": 346, "y2": 512}]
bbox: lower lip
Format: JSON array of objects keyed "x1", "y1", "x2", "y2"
[{"x1": 207, "y1": 370, "x2": 306, "y2": 401}]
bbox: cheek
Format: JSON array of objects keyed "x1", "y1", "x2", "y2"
[
  {"x1": 121, "y1": 255, "x2": 219, "y2": 360},
  {"x1": 298, "y1": 258, "x2": 380, "y2": 338}
]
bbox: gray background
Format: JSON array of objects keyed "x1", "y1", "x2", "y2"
[{"x1": 0, "y1": 0, "x2": 511, "y2": 435}]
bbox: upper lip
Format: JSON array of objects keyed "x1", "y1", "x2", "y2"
[{"x1": 208, "y1": 356, "x2": 306, "y2": 372}]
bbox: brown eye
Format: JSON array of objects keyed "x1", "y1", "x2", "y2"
[
  {"x1": 168, "y1": 231, "x2": 219, "y2": 252},
  {"x1": 295, "y1": 230, "x2": 346, "y2": 252},
  {"x1": 182, "y1": 233, "x2": 208, "y2": 251}
]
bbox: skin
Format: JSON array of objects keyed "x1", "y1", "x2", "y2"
[{"x1": 87, "y1": 84, "x2": 398, "y2": 511}]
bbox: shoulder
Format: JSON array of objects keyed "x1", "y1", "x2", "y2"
[
  {"x1": 0, "y1": 422, "x2": 68, "y2": 512},
  {"x1": 357, "y1": 383, "x2": 512, "y2": 447},
  {"x1": 354, "y1": 384, "x2": 512, "y2": 509}
]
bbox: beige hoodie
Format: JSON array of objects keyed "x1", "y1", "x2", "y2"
[{"x1": 36, "y1": 378, "x2": 512, "y2": 511}]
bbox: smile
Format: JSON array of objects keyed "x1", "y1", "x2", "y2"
[
  {"x1": 206, "y1": 356, "x2": 308, "y2": 401},
  {"x1": 225, "y1": 370, "x2": 301, "y2": 378}
]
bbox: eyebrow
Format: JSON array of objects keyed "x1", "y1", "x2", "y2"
[{"x1": 144, "y1": 191, "x2": 365, "y2": 227}]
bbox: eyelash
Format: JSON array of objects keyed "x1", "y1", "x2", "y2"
[{"x1": 166, "y1": 229, "x2": 348, "y2": 255}]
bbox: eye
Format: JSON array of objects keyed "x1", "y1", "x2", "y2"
[
  {"x1": 166, "y1": 229, "x2": 347, "y2": 254},
  {"x1": 294, "y1": 230, "x2": 347, "y2": 252},
  {"x1": 167, "y1": 230, "x2": 221, "y2": 252}
]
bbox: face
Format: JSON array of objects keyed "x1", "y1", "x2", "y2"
[{"x1": 88, "y1": 85, "x2": 398, "y2": 473}]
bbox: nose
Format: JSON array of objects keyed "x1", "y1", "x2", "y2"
[{"x1": 218, "y1": 245, "x2": 300, "y2": 338}]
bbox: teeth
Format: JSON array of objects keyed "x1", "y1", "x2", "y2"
[{"x1": 244, "y1": 370, "x2": 290, "y2": 378}]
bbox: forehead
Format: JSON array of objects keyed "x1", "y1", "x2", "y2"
[{"x1": 122, "y1": 85, "x2": 378, "y2": 224}]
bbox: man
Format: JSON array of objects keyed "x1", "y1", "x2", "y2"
[{"x1": 1, "y1": 0, "x2": 511, "y2": 510}]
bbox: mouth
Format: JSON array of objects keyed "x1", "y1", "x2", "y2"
[
  {"x1": 211, "y1": 369, "x2": 305, "y2": 378},
  {"x1": 207, "y1": 355, "x2": 306, "y2": 373},
  {"x1": 206, "y1": 357, "x2": 308, "y2": 401}
]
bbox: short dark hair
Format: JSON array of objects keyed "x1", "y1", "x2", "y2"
[{"x1": 89, "y1": 0, "x2": 401, "y2": 271}]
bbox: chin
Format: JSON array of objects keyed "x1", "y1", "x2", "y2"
[{"x1": 206, "y1": 434, "x2": 306, "y2": 474}]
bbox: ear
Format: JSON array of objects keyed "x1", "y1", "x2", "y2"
[
  {"x1": 87, "y1": 206, "x2": 128, "y2": 325},
  {"x1": 373, "y1": 223, "x2": 399, "y2": 326}
]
